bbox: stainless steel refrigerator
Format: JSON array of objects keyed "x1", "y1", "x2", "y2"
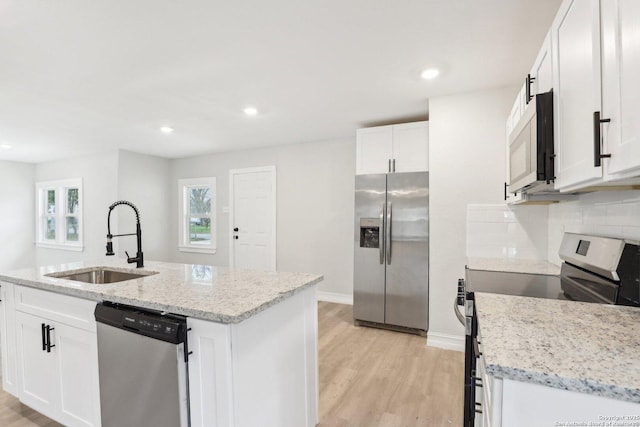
[{"x1": 353, "y1": 171, "x2": 429, "y2": 333}]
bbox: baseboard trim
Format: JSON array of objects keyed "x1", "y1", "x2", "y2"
[
  {"x1": 317, "y1": 291, "x2": 353, "y2": 305},
  {"x1": 427, "y1": 332, "x2": 465, "y2": 352}
]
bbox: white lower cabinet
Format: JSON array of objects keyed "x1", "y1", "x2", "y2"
[
  {"x1": 188, "y1": 286, "x2": 318, "y2": 427},
  {"x1": 187, "y1": 318, "x2": 233, "y2": 427},
  {"x1": 481, "y1": 370, "x2": 640, "y2": 426},
  {"x1": 11, "y1": 285, "x2": 101, "y2": 427},
  {"x1": 0, "y1": 282, "x2": 18, "y2": 396}
]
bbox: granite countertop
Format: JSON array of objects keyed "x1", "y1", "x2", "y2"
[
  {"x1": 0, "y1": 260, "x2": 323, "y2": 324},
  {"x1": 475, "y1": 292, "x2": 640, "y2": 403},
  {"x1": 467, "y1": 257, "x2": 561, "y2": 276}
]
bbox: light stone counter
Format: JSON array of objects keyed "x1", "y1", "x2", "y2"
[
  {"x1": 0, "y1": 259, "x2": 323, "y2": 323},
  {"x1": 475, "y1": 292, "x2": 640, "y2": 403},
  {"x1": 467, "y1": 257, "x2": 561, "y2": 276}
]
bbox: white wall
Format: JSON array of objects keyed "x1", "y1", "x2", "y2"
[
  {"x1": 429, "y1": 86, "x2": 517, "y2": 342},
  {"x1": 35, "y1": 151, "x2": 119, "y2": 266},
  {"x1": 0, "y1": 160, "x2": 35, "y2": 272},
  {"x1": 547, "y1": 190, "x2": 640, "y2": 265},
  {"x1": 117, "y1": 150, "x2": 171, "y2": 262},
  {"x1": 170, "y1": 137, "x2": 355, "y2": 296}
]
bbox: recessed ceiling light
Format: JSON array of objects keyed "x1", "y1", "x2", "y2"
[
  {"x1": 160, "y1": 126, "x2": 174, "y2": 134},
  {"x1": 243, "y1": 107, "x2": 258, "y2": 116},
  {"x1": 0, "y1": 143, "x2": 11, "y2": 150},
  {"x1": 421, "y1": 68, "x2": 440, "y2": 80}
]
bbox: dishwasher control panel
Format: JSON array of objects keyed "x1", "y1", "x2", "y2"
[
  {"x1": 95, "y1": 302, "x2": 187, "y2": 344},
  {"x1": 123, "y1": 315, "x2": 179, "y2": 338}
]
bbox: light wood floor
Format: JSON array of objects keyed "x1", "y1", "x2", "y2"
[
  {"x1": 318, "y1": 302, "x2": 464, "y2": 427},
  {"x1": 0, "y1": 302, "x2": 463, "y2": 427}
]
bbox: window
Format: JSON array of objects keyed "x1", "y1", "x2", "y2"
[
  {"x1": 36, "y1": 179, "x2": 83, "y2": 251},
  {"x1": 178, "y1": 177, "x2": 216, "y2": 254}
]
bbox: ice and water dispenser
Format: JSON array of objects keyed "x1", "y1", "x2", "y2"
[{"x1": 359, "y1": 218, "x2": 380, "y2": 248}]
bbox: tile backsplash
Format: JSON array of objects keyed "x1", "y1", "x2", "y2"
[
  {"x1": 467, "y1": 204, "x2": 549, "y2": 260},
  {"x1": 547, "y1": 190, "x2": 640, "y2": 265},
  {"x1": 467, "y1": 190, "x2": 640, "y2": 267}
]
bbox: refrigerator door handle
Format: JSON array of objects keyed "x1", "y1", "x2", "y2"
[
  {"x1": 386, "y1": 202, "x2": 392, "y2": 265},
  {"x1": 379, "y1": 203, "x2": 385, "y2": 264}
]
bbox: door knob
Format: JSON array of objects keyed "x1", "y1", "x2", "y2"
[{"x1": 233, "y1": 227, "x2": 239, "y2": 232}]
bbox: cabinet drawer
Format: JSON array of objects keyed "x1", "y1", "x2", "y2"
[{"x1": 14, "y1": 285, "x2": 96, "y2": 332}]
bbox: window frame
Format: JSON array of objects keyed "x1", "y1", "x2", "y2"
[
  {"x1": 35, "y1": 178, "x2": 83, "y2": 251},
  {"x1": 178, "y1": 177, "x2": 216, "y2": 254}
]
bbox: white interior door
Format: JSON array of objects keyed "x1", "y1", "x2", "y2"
[{"x1": 230, "y1": 166, "x2": 276, "y2": 271}]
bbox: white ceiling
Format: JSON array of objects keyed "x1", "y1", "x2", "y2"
[{"x1": 0, "y1": 0, "x2": 562, "y2": 163}]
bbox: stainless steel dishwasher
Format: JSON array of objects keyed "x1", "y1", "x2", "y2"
[{"x1": 95, "y1": 302, "x2": 190, "y2": 427}]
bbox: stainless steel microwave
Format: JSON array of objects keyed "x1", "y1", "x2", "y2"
[{"x1": 508, "y1": 90, "x2": 554, "y2": 193}]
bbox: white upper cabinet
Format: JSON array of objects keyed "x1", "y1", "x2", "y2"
[
  {"x1": 356, "y1": 121, "x2": 428, "y2": 174},
  {"x1": 552, "y1": 0, "x2": 603, "y2": 191},
  {"x1": 391, "y1": 122, "x2": 429, "y2": 173},
  {"x1": 601, "y1": 0, "x2": 640, "y2": 179},
  {"x1": 508, "y1": 84, "x2": 526, "y2": 135},
  {"x1": 552, "y1": 0, "x2": 640, "y2": 191},
  {"x1": 529, "y1": 31, "x2": 553, "y2": 96}
]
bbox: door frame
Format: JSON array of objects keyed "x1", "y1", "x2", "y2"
[{"x1": 228, "y1": 166, "x2": 277, "y2": 270}]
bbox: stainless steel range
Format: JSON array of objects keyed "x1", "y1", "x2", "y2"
[{"x1": 458, "y1": 232, "x2": 640, "y2": 427}]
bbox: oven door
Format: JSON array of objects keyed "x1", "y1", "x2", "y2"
[{"x1": 463, "y1": 292, "x2": 480, "y2": 427}]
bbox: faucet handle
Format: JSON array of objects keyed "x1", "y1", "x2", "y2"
[{"x1": 125, "y1": 250, "x2": 131, "y2": 260}]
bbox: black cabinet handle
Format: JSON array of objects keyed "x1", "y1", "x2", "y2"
[
  {"x1": 233, "y1": 227, "x2": 239, "y2": 232},
  {"x1": 388, "y1": 159, "x2": 391, "y2": 172},
  {"x1": 392, "y1": 159, "x2": 396, "y2": 172},
  {"x1": 46, "y1": 325, "x2": 55, "y2": 353},
  {"x1": 526, "y1": 74, "x2": 536, "y2": 104},
  {"x1": 234, "y1": 236, "x2": 239, "y2": 240},
  {"x1": 504, "y1": 182, "x2": 508, "y2": 201},
  {"x1": 41, "y1": 323, "x2": 47, "y2": 351},
  {"x1": 473, "y1": 338, "x2": 482, "y2": 358},
  {"x1": 593, "y1": 111, "x2": 611, "y2": 167}
]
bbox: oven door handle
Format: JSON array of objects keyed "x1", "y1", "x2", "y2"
[{"x1": 454, "y1": 297, "x2": 465, "y2": 325}]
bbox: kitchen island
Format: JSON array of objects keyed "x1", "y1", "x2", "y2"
[
  {"x1": 474, "y1": 292, "x2": 640, "y2": 426},
  {"x1": 0, "y1": 260, "x2": 323, "y2": 427}
]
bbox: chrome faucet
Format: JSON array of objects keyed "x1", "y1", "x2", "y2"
[{"x1": 106, "y1": 200, "x2": 144, "y2": 268}]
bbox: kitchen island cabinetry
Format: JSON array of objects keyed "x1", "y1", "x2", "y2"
[
  {"x1": 0, "y1": 282, "x2": 18, "y2": 395},
  {"x1": 13, "y1": 284, "x2": 101, "y2": 427},
  {"x1": 188, "y1": 287, "x2": 317, "y2": 427},
  {"x1": 0, "y1": 261, "x2": 322, "y2": 427},
  {"x1": 356, "y1": 121, "x2": 428, "y2": 174}
]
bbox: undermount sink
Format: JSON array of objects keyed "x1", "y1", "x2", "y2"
[{"x1": 46, "y1": 267, "x2": 157, "y2": 284}]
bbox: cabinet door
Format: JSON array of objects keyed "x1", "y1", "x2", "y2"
[
  {"x1": 601, "y1": 0, "x2": 640, "y2": 178},
  {"x1": 356, "y1": 126, "x2": 393, "y2": 174},
  {"x1": 15, "y1": 311, "x2": 57, "y2": 418},
  {"x1": 530, "y1": 31, "x2": 553, "y2": 96},
  {"x1": 509, "y1": 86, "x2": 524, "y2": 131},
  {"x1": 0, "y1": 282, "x2": 18, "y2": 396},
  {"x1": 56, "y1": 322, "x2": 101, "y2": 427},
  {"x1": 553, "y1": 0, "x2": 603, "y2": 191},
  {"x1": 391, "y1": 121, "x2": 429, "y2": 172},
  {"x1": 187, "y1": 318, "x2": 233, "y2": 427}
]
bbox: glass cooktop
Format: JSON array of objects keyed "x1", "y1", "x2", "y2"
[{"x1": 465, "y1": 268, "x2": 567, "y2": 300}]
